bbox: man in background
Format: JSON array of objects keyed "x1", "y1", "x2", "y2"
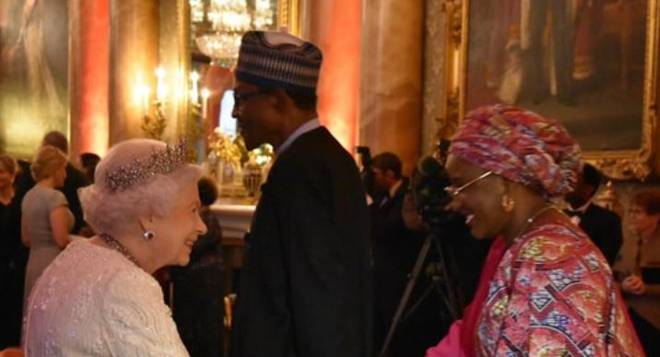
[
  {"x1": 565, "y1": 163, "x2": 622, "y2": 265},
  {"x1": 370, "y1": 152, "x2": 430, "y2": 357}
]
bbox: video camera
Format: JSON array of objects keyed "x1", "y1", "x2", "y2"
[{"x1": 410, "y1": 156, "x2": 455, "y2": 227}]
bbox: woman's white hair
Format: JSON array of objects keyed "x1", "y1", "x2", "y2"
[{"x1": 79, "y1": 139, "x2": 202, "y2": 237}]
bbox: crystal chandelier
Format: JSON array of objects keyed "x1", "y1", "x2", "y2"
[{"x1": 191, "y1": 0, "x2": 274, "y2": 67}]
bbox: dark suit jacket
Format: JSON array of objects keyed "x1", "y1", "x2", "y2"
[
  {"x1": 231, "y1": 127, "x2": 372, "y2": 357},
  {"x1": 62, "y1": 163, "x2": 90, "y2": 234},
  {"x1": 565, "y1": 203, "x2": 623, "y2": 266},
  {"x1": 371, "y1": 179, "x2": 423, "y2": 296}
]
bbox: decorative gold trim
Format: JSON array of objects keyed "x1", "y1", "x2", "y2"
[
  {"x1": 438, "y1": 0, "x2": 463, "y2": 140},
  {"x1": 442, "y1": 0, "x2": 660, "y2": 181},
  {"x1": 583, "y1": 0, "x2": 659, "y2": 180},
  {"x1": 278, "y1": 0, "x2": 301, "y2": 36}
]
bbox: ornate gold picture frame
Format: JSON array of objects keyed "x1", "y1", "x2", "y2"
[
  {"x1": 278, "y1": 0, "x2": 301, "y2": 35},
  {"x1": 443, "y1": 0, "x2": 659, "y2": 180}
]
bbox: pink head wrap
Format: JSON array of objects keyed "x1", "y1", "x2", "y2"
[{"x1": 449, "y1": 104, "x2": 581, "y2": 198}]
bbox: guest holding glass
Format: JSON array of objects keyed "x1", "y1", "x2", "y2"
[
  {"x1": 23, "y1": 139, "x2": 206, "y2": 356},
  {"x1": 21, "y1": 145, "x2": 73, "y2": 302},
  {"x1": 426, "y1": 104, "x2": 642, "y2": 356}
]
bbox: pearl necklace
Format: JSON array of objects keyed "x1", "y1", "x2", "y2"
[{"x1": 99, "y1": 233, "x2": 141, "y2": 268}]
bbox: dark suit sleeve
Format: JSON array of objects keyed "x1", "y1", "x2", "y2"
[
  {"x1": 270, "y1": 159, "x2": 370, "y2": 357},
  {"x1": 64, "y1": 164, "x2": 91, "y2": 234},
  {"x1": 602, "y1": 212, "x2": 623, "y2": 266}
]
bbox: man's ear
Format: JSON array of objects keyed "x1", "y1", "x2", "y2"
[{"x1": 272, "y1": 88, "x2": 292, "y2": 113}]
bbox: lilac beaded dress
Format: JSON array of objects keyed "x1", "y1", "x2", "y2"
[{"x1": 23, "y1": 239, "x2": 188, "y2": 356}]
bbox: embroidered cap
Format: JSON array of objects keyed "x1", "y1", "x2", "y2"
[{"x1": 235, "y1": 31, "x2": 322, "y2": 93}]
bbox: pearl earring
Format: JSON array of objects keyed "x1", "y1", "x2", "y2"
[{"x1": 143, "y1": 230, "x2": 156, "y2": 240}]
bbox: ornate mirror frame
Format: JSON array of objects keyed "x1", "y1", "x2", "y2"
[{"x1": 441, "y1": 0, "x2": 660, "y2": 180}]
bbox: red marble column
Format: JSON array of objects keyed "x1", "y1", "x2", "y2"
[
  {"x1": 304, "y1": 0, "x2": 361, "y2": 153},
  {"x1": 359, "y1": 0, "x2": 424, "y2": 175},
  {"x1": 108, "y1": 0, "x2": 159, "y2": 144},
  {"x1": 69, "y1": 0, "x2": 110, "y2": 159}
]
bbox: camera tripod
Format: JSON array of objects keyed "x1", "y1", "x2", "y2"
[{"x1": 378, "y1": 231, "x2": 462, "y2": 357}]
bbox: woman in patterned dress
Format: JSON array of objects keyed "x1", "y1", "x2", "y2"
[{"x1": 426, "y1": 104, "x2": 643, "y2": 356}]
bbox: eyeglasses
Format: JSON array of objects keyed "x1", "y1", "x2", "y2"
[
  {"x1": 444, "y1": 170, "x2": 493, "y2": 197},
  {"x1": 233, "y1": 90, "x2": 268, "y2": 107}
]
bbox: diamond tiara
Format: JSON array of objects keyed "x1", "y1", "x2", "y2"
[{"x1": 104, "y1": 141, "x2": 187, "y2": 192}]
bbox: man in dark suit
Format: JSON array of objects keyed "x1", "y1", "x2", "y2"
[
  {"x1": 565, "y1": 163, "x2": 622, "y2": 265},
  {"x1": 370, "y1": 152, "x2": 429, "y2": 356},
  {"x1": 230, "y1": 31, "x2": 372, "y2": 357}
]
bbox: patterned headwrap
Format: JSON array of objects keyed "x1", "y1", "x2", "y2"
[
  {"x1": 235, "y1": 31, "x2": 322, "y2": 94},
  {"x1": 449, "y1": 104, "x2": 581, "y2": 198}
]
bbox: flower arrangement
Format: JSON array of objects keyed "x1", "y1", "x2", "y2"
[
  {"x1": 206, "y1": 128, "x2": 276, "y2": 198},
  {"x1": 248, "y1": 143, "x2": 274, "y2": 167},
  {"x1": 208, "y1": 128, "x2": 243, "y2": 166}
]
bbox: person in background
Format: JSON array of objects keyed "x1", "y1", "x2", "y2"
[
  {"x1": 14, "y1": 131, "x2": 91, "y2": 234},
  {"x1": 619, "y1": 190, "x2": 660, "y2": 355},
  {"x1": 229, "y1": 31, "x2": 372, "y2": 357},
  {"x1": 40, "y1": 131, "x2": 90, "y2": 233},
  {"x1": 0, "y1": 154, "x2": 25, "y2": 348},
  {"x1": 565, "y1": 162, "x2": 623, "y2": 265},
  {"x1": 172, "y1": 176, "x2": 224, "y2": 357},
  {"x1": 426, "y1": 104, "x2": 642, "y2": 356},
  {"x1": 369, "y1": 152, "x2": 426, "y2": 356},
  {"x1": 21, "y1": 145, "x2": 73, "y2": 303},
  {"x1": 79, "y1": 152, "x2": 101, "y2": 183}
]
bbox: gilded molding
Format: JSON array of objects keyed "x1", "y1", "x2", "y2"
[
  {"x1": 439, "y1": 0, "x2": 660, "y2": 180},
  {"x1": 278, "y1": 0, "x2": 301, "y2": 35}
]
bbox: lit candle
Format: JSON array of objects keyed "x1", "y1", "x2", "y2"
[
  {"x1": 190, "y1": 71, "x2": 200, "y2": 105},
  {"x1": 452, "y1": 50, "x2": 460, "y2": 93},
  {"x1": 201, "y1": 88, "x2": 211, "y2": 119},
  {"x1": 155, "y1": 66, "x2": 167, "y2": 102}
]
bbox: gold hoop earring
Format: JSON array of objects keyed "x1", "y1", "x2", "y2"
[{"x1": 501, "y1": 194, "x2": 515, "y2": 212}]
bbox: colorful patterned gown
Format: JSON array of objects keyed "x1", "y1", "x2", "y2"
[{"x1": 428, "y1": 216, "x2": 643, "y2": 356}]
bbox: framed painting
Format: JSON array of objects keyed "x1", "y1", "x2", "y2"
[
  {"x1": 443, "y1": 0, "x2": 659, "y2": 180},
  {"x1": 0, "y1": 0, "x2": 70, "y2": 158}
]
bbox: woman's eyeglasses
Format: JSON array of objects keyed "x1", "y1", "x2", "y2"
[{"x1": 444, "y1": 170, "x2": 493, "y2": 197}]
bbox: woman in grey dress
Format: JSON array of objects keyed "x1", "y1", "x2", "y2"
[{"x1": 21, "y1": 145, "x2": 73, "y2": 303}]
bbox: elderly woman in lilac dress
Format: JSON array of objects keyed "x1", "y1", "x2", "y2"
[{"x1": 24, "y1": 139, "x2": 207, "y2": 356}]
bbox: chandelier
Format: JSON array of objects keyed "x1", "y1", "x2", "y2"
[{"x1": 190, "y1": 0, "x2": 274, "y2": 67}]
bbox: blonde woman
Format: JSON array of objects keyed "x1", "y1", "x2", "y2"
[{"x1": 21, "y1": 145, "x2": 72, "y2": 302}]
